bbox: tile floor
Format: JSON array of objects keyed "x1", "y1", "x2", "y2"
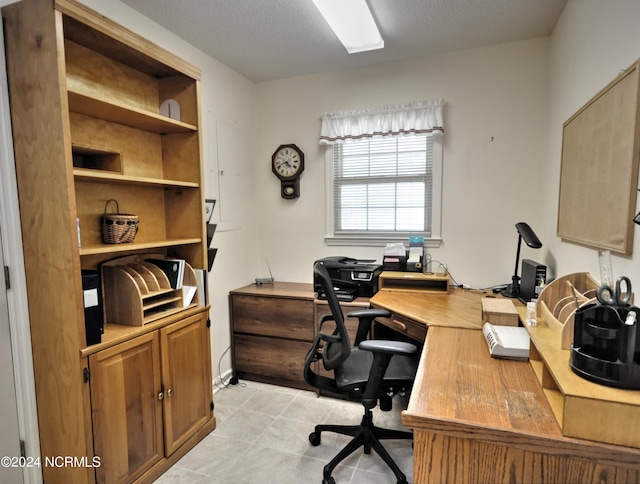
[{"x1": 155, "y1": 379, "x2": 414, "y2": 483}]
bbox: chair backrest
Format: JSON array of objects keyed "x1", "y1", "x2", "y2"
[{"x1": 313, "y1": 260, "x2": 351, "y2": 370}]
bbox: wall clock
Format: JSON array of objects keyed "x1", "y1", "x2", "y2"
[{"x1": 271, "y1": 144, "x2": 304, "y2": 199}]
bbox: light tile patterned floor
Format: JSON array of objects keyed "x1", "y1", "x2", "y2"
[{"x1": 155, "y1": 380, "x2": 414, "y2": 483}]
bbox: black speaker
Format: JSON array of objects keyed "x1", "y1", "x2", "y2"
[
  {"x1": 82, "y1": 270, "x2": 103, "y2": 346},
  {"x1": 519, "y1": 259, "x2": 546, "y2": 303}
]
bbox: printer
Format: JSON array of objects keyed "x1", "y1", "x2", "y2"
[{"x1": 314, "y1": 256, "x2": 383, "y2": 301}]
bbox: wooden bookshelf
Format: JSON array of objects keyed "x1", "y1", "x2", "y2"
[{"x1": 2, "y1": 0, "x2": 215, "y2": 481}]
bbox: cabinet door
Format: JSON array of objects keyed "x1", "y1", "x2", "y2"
[
  {"x1": 160, "y1": 313, "x2": 213, "y2": 455},
  {"x1": 89, "y1": 332, "x2": 163, "y2": 484}
]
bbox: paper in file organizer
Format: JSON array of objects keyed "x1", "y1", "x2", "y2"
[{"x1": 483, "y1": 322, "x2": 530, "y2": 361}]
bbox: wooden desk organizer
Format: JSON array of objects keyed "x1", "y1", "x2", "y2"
[
  {"x1": 378, "y1": 271, "x2": 450, "y2": 293},
  {"x1": 101, "y1": 254, "x2": 199, "y2": 326},
  {"x1": 536, "y1": 272, "x2": 599, "y2": 350},
  {"x1": 527, "y1": 272, "x2": 640, "y2": 449}
]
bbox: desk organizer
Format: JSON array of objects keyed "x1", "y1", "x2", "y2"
[
  {"x1": 570, "y1": 302, "x2": 640, "y2": 389},
  {"x1": 522, "y1": 275, "x2": 640, "y2": 449},
  {"x1": 378, "y1": 271, "x2": 450, "y2": 293},
  {"x1": 101, "y1": 254, "x2": 199, "y2": 326},
  {"x1": 536, "y1": 272, "x2": 599, "y2": 349}
]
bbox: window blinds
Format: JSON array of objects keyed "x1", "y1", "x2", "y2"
[{"x1": 333, "y1": 135, "x2": 433, "y2": 236}]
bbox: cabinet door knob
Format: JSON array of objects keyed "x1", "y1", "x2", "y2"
[
  {"x1": 158, "y1": 392, "x2": 164, "y2": 400},
  {"x1": 167, "y1": 388, "x2": 173, "y2": 397}
]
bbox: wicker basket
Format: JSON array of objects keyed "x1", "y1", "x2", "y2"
[{"x1": 101, "y1": 199, "x2": 139, "y2": 244}]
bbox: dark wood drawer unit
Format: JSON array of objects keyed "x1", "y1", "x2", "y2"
[
  {"x1": 229, "y1": 282, "x2": 315, "y2": 389},
  {"x1": 233, "y1": 333, "x2": 312, "y2": 384},
  {"x1": 233, "y1": 295, "x2": 314, "y2": 340}
]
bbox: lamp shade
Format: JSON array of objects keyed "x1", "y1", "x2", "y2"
[{"x1": 516, "y1": 222, "x2": 542, "y2": 249}]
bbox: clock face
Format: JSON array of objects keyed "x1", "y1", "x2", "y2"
[{"x1": 273, "y1": 147, "x2": 302, "y2": 178}]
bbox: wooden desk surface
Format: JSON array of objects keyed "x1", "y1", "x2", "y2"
[
  {"x1": 403, "y1": 326, "x2": 560, "y2": 436},
  {"x1": 370, "y1": 287, "x2": 488, "y2": 329},
  {"x1": 370, "y1": 286, "x2": 640, "y2": 482}
]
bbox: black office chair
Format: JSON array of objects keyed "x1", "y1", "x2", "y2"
[{"x1": 304, "y1": 261, "x2": 418, "y2": 484}]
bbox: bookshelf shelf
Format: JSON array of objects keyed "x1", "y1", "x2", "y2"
[
  {"x1": 74, "y1": 168, "x2": 200, "y2": 188},
  {"x1": 79, "y1": 238, "x2": 202, "y2": 256},
  {"x1": 68, "y1": 89, "x2": 198, "y2": 134}
]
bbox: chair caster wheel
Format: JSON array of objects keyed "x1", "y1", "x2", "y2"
[
  {"x1": 309, "y1": 432, "x2": 321, "y2": 446},
  {"x1": 322, "y1": 476, "x2": 335, "y2": 484}
]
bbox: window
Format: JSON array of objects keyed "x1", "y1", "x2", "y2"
[
  {"x1": 326, "y1": 134, "x2": 442, "y2": 246},
  {"x1": 320, "y1": 99, "x2": 444, "y2": 246}
]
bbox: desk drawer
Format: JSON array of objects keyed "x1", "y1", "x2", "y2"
[
  {"x1": 231, "y1": 295, "x2": 314, "y2": 341},
  {"x1": 233, "y1": 333, "x2": 310, "y2": 385},
  {"x1": 375, "y1": 313, "x2": 427, "y2": 342}
]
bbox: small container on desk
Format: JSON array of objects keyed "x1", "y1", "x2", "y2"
[{"x1": 481, "y1": 297, "x2": 519, "y2": 326}]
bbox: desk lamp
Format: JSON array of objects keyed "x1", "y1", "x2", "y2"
[{"x1": 502, "y1": 222, "x2": 542, "y2": 298}]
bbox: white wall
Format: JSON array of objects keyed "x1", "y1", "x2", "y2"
[
  {"x1": 255, "y1": 38, "x2": 551, "y2": 289},
  {"x1": 544, "y1": 0, "x2": 640, "y2": 285}
]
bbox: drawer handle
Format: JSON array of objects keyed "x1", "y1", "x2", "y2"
[{"x1": 392, "y1": 320, "x2": 407, "y2": 330}]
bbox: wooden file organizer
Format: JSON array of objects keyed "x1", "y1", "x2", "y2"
[
  {"x1": 536, "y1": 272, "x2": 599, "y2": 350},
  {"x1": 378, "y1": 271, "x2": 450, "y2": 293},
  {"x1": 101, "y1": 254, "x2": 199, "y2": 326},
  {"x1": 527, "y1": 272, "x2": 640, "y2": 449}
]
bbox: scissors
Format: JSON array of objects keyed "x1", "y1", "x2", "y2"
[{"x1": 596, "y1": 276, "x2": 632, "y2": 306}]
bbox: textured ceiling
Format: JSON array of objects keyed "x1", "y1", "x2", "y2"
[{"x1": 120, "y1": 0, "x2": 567, "y2": 82}]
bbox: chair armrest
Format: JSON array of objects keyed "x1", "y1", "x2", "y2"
[
  {"x1": 358, "y1": 340, "x2": 417, "y2": 356},
  {"x1": 347, "y1": 309, "x2": 392, "y2": 346},
  {"x1": 317, "y1": 314, "x2": 342, "y2": 343},
  {"x1": 317, "y1": 314, "x2": 335, "y2": 331},
  {"x1": 346, "y1": 309, "x2": 391, "y2": 319}
]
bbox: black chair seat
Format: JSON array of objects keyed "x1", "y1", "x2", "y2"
[{"x1": 335, "y1": 347, "x2": 417, "y2": 390}]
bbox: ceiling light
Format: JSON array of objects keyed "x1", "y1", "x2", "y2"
[{"x1": 312, "y1": 0, "x2": 384, "y2": 54}]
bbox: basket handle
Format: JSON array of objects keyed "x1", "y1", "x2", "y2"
[{"x1": 104, "y1": 199, "x2": 120, "y2": 214}]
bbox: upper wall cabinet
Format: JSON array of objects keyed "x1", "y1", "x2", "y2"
[{"x1": 557, "y1": 60, "x2": 640, "y2": 255}]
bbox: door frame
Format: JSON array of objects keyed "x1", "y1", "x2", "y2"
[{"x1": 0, "y1": 19, "x2": 42, "y2": 484}]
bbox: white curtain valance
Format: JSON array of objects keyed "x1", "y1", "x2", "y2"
[{"x1": 319, "y1": 99, "x2": 444, "y2": 145}]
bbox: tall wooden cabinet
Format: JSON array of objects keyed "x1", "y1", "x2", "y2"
[{"x1": 2, "y1": 0, "x2": 215, "y2": 482}]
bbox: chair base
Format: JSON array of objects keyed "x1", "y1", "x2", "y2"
[{"x1": 309, "y1": 408, "x2": 412, "y2": 484}]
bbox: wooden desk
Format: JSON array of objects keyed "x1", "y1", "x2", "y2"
[
  {"x1": 370, "y1": 289, "x2": 640, "y2": 484},
  {"x1": 371, "y1": 287, "x2": 486, "y2": 330}
]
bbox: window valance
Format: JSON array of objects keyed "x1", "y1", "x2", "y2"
[{"x1": 319, "y1": 99, "x2": 444, "y2": 145}]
